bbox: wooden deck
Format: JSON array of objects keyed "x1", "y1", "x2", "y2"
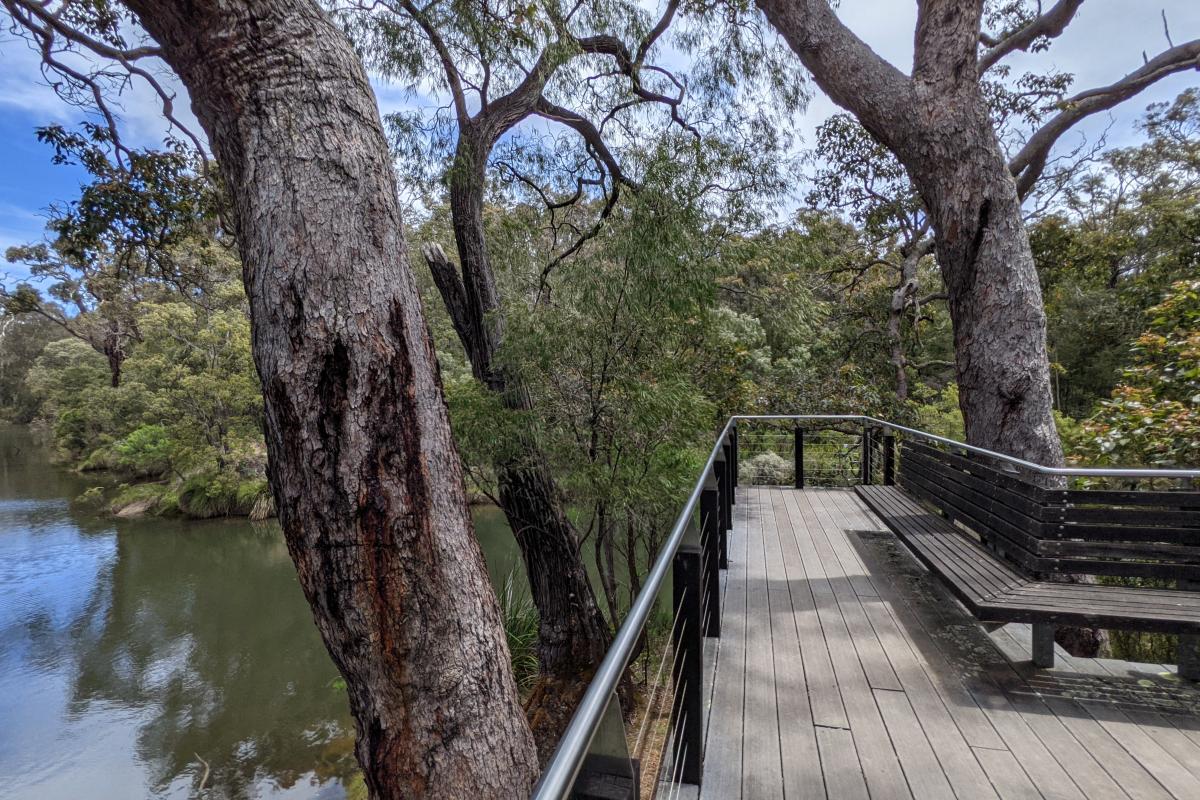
[{"x1": 698, "y1": 487, "x2": 1200, "y2": 799}]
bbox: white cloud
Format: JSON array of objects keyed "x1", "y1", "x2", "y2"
[{"x1": 0, "y1": 30, "x2": 202, "y2": 151}]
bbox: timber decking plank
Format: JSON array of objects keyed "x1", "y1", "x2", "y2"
[
  {"x1": 874, "y1": 688, "x2": 957, "y2": 800},
  {"x1": 1080, "y1": 700, "x2": 1200, "y2": 800},
  {"x1": 699, "y1": 487, "x2": 751, "y2": 800},
  {"x1": 804, "y1": 490, "x2": 903, "y2": 692},
  {"x1": 786, "y1": 490, "x2": 912, "y2": 799},
  {"x1": 835, "y1": 500, "x2": 1010, "y2": 755},
  {"x1": 773, "y1": 488, "x2": 849, "y2": 731},
  {"x1": 983, "y1": 667, "x2": 1131, "y2": 800},
  {"x1": 846, "y1": 489, "x2": 1090, "y2": 800},
  {"x1": 740, "y1": 490, "x2": 785, "y2": 799},
  {"x1": 694, "y1": 487, "x2": 1200, "y2": 800},
  {"x1": 1036, "y1": 696, "x2": 1173, "y2": 800},
  {"x1": 763, "y1": 489, "x2": 825, "y2": 800},
  {"x1": 973, "y1": 746, "x2": 1045, "y2": 800},
  {"x1": 1121, "y1": 708, "x2": 1200, "y2": 783},
  {"x1": 813, "y1": 489, "x2": 883, "y2": 598},
  {"x1": 815, "y1": 726, "x2": 870, "y2": 800}
]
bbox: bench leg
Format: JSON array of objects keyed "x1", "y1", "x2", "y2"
[
  {"x1": 1180, "y1": 634, "x2": 1200, "y2": 681},
  {"x1": 1032, "y1": 624, "x2": 1056, "y2": 669}
]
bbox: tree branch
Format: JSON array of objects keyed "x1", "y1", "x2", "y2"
[
  {"x1": 1009, "y1": 38, "x2": 1200, "y2": 198},
  {"x1": 978, "y1": 0, "x2": 1085, "y2": 74},
  {"x1": 534, "y1": 99, "x2": 639, "y2": 189},
  {"x1": 754, "y1": 0, "x2": 913, "y2": 146},
  {"x1": 383, "y1": 0, "x2": 470, "y2": 122},
  {"x1": 421, "y1": 242, "x2": 474, "y2": 352},
  {"x1": 3, "y1": 0, "x2": 208, "y2": 165}
]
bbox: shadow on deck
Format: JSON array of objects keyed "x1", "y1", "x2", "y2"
[{"x1": 698, "y1": 486, "x2": 1200, "y2": 800}]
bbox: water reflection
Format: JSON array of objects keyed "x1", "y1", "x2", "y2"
[{"x1": 0, "y1": 428, "x2": 519, "y2": 799}]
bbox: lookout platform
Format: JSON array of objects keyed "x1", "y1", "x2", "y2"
[{"x1": 699, "y1": 486, "x2": 1200, "y2": 800}]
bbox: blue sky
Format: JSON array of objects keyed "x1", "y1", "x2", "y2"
[{"x1": 1, "y1": 0, "x2": 1198, "y2": 282}]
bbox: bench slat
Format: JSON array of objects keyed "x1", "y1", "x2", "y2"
[{"x1": 856, "y1": 486, "x2": 1200, "y2": 635}]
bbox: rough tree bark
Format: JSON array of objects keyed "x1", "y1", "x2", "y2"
[
  {"x1": 758, "y1": 0, "x2": 1199, "y2": 464},
  {"x1": 115, "y1": 0, "x2": 538, "y2": 795}
]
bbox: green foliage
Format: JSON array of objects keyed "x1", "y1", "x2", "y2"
[
  {"x1": 0, "y1": 313, "x2": 66, "y2": 422},
  {"x1": 913, "y1": 384, "x2": 965, "y2": 441},
  {"x1": 32, "y1": 123, "x2": 223, "y2": 286},
  {"x1": 498, "y1": 572, "x2": 540, "y2": 693},
  {"x1": 1033, "y1": 89, "x2": 1200, "y2": 416},
  {"x1": 1080, "y1": 280, "x2": 1200, "y2": 468},
  {"x1": 124, "y1": 300, "x2": 263, "y2": 475},
  {"x1": 113, "y1": 424, "x2": 174, "y2": 477},
  {"x1": 177, "y1": 471, "x2": 269, "y2": 519},
  {"x1": 108, "y1": 482, "x2": 178, "y2": 517},
  {"x1": 12, "y1": 248, "x2": 265, "y2": 517},
  {"x1": 740, "y1": 451, "x2": 792, "y2": 485}
]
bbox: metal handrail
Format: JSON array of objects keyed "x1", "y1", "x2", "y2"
[
  {"x1": 533, "y1": 413, "x2": 1199, "y2": 798},
  {"x1": 736, "y1": 414, "x2": 1200, "y2": 479},
  {"x1": 531, "y1": 416, "x2": 735, "y2": 799}
]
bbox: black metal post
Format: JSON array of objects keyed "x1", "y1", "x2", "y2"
[
  {"x1": 861, "y1": 426, "x2": 875, "y2": 485},
  {"x1": 713, "y1": 451, "x2": 729, "y2": 568},
  {"x1": 882, "y1": 433, "x2": 896, "y2": 486},
  {"x1": 794, "y1": 426, "x2": 805, "y2": 489},
  {"x1": 700, "y1": 471, "x2": 721, "y2": 636},
  {"x1": 672, "y1": 534, "x2": 704, "y2": 786},
  {"x1": 730, "y1": 424, "x2": 739, "y2": 491},
  {"x1": 723, "y1": 438, "x2": 734, "y2": 507},
  {"x1": 1031, "y1": 623, "x2": 1056, "y2": 668}
]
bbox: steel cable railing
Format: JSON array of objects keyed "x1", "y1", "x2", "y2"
[
  {"x1": 533, "y1": 414, "x2": 1200, "y2": 800},
  {"x1": 532, "y1": 420, "x2": 735, "y2": 799}
]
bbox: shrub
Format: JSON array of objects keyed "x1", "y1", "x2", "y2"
[
  {"x1": 498, "y1": 571, "x2": 539, "y2": 693},
  {"x1": 107, "y1": 482, "x2": 176, "y2": 517},
  {"x1": 113, "y1": 424, "x2": 175, "y2": 477},
  {"x1": 177, "y1": 470, "x2": 273, "y2": 518},
  {"x1": 740, "y1": 451, "x2": 793, "y2": 485}
]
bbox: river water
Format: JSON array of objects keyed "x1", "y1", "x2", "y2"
[{"x1": 0, "y1": 425, "x2": 520, "y2": 800}]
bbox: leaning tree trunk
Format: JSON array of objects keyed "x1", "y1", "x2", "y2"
[
  {"x1": 121, "y1": 1, "x2": 538, "y2": 795},
  {"x1": 757, "y1": 0, "x2": 1063, "y2": 467},
  {"x1": 430, "y1": 131, "x2": 612, "y2": 679}
]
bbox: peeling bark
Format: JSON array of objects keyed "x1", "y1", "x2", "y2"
[{"x1": 116, "y1": 1, "x2": 538, "y2": 795}]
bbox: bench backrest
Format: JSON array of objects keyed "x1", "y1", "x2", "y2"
[{"x1": 896, "y1": 440, "x2": 1200, "y2": 583}]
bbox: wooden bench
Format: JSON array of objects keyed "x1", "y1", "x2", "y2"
[{"x1": 855, "y1": 441, "x2": 1200, "y2": 678}]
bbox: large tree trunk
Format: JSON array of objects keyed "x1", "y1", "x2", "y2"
[
  {"x1": 120, "y1": 1, "x2": 538, "y2": 795},
  {"x1": 903, "y1": 112, "x2": 1063, "y2": 466},
  {"x1": 429, "y1": 132, "x2": 612, "y2": 678},
  {"x1": 758, "y1": 0, "x2": 1063, "y2": 466}
]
